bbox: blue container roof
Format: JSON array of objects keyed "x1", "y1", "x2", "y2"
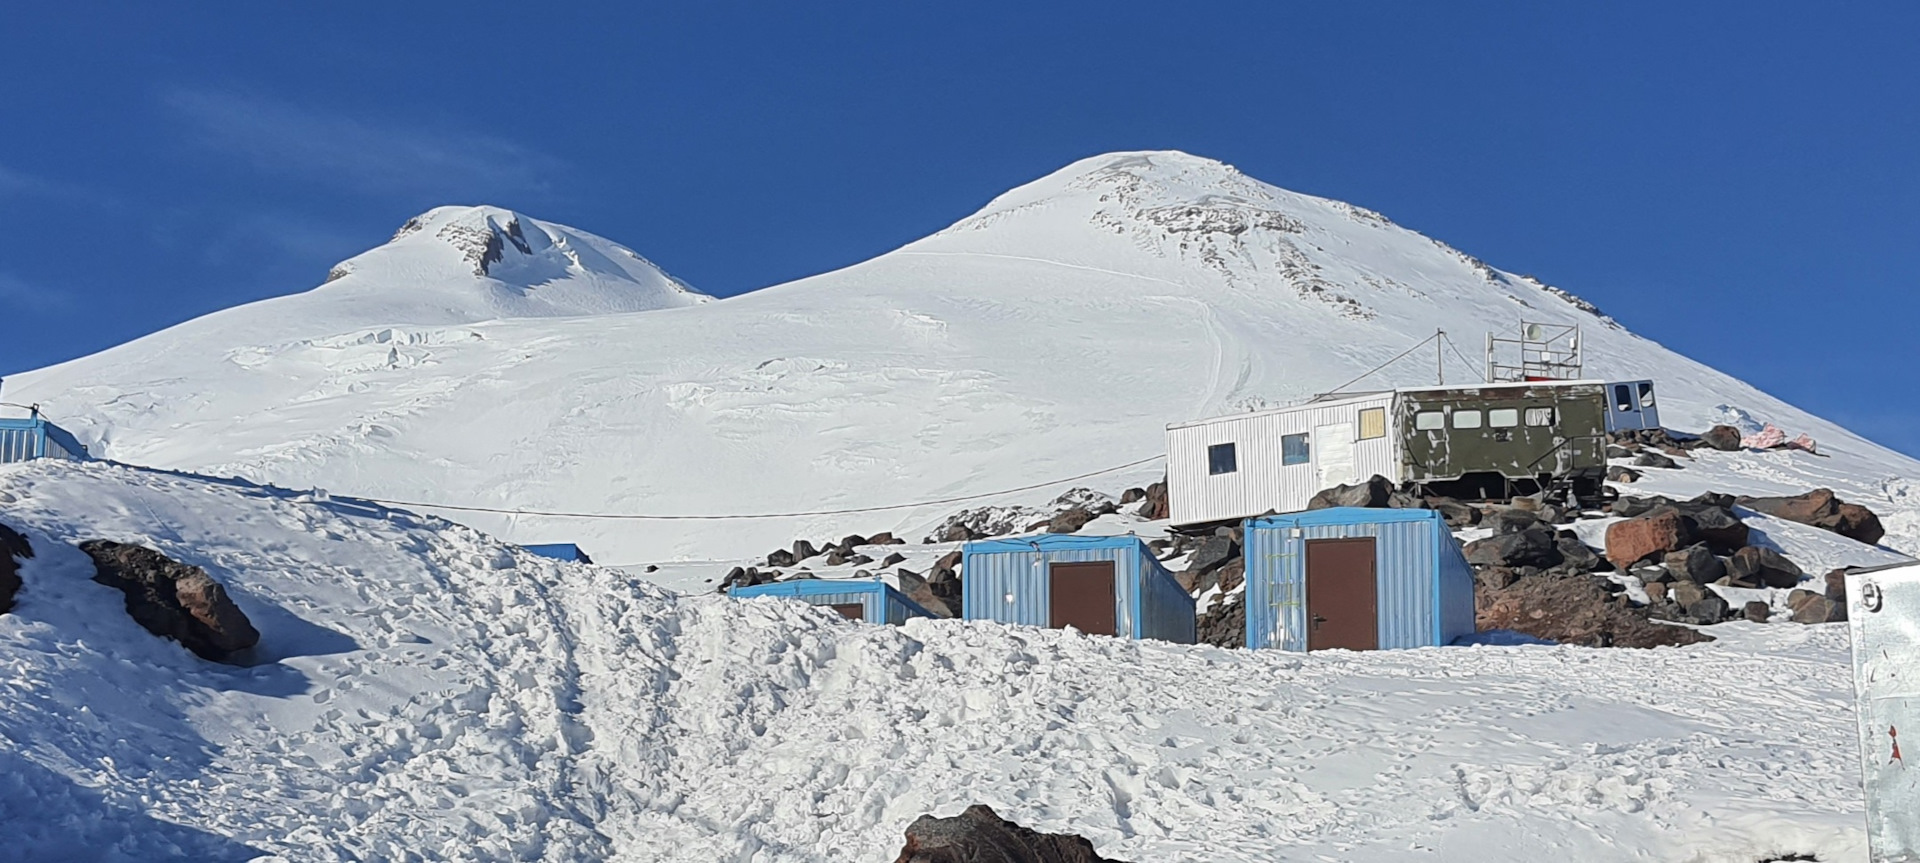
[
  {"x1": 1247, "y1": 507, "x2": 1448, "y2": 530},
  {"x1": 730, "y1": 578, "x2": 891, "y2": 599},
  {"x1": 521, "y1": 543, "x2": 590, "y2": 562},
  {"x1": 0, "y1": 416, "x2": 88, "y2": 458},
  {"x1": 962, "y1": 533, "x2": 1151, "y2": 555}
]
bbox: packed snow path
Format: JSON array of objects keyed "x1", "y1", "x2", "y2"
[{"x1": 0, "y1": 461, "x2": 1871, "y2": 861}]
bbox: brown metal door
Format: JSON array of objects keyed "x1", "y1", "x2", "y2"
[
  {"x1": 1049, "y1": 561, "x2": 1117, "y2": 636},
  {"x1": 829, "y1": 603, "x2": 865, "y2": 621},
  {"x1": 1306, "y1": 538, "x2": 1378, "y2": 651}
]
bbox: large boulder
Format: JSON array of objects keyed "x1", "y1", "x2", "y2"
[
  {"x1": 0, "y1": 520, "x2": 30, "y2": 614},
  {"x1": 1726, "y1": 546, "x2": 1803, "y2": 589},
  {"x1": 896, "y1": 570, "x2": 955, "y2": 618},
  {"x1": 1425, "y1": 497, "x2": 1479, "y2": 527},
  {"x1": 1604, "y1": 508, "x2": 1699, "y2": 570},
  {"x1": 1464, "y1": 526, "x2": 1561, "y2": 569},
  {"x1": 1554, "y1": 534, "x2": 1604, "y2": 573},
  {"x1": 1738, "y1": 488, "x2": 1887, "y2": 545},
  {"x1": 1185, "y1": 536, "x2": 1239, "y2": 576},
  {"x1": 1196, "y1": 593, "x2": 1245, "y2": 648},
  {"x1": 1306, "y1": 475, "x2": 1393, "y2": 510},
  {"x1": 1484, "y1": 507, "x2": 1541, "y2": 536},
  {"x1": 1475, "y1": 575, "x2": 1712, "y2": 648},
  {"x1": 893, "y1": 804, "x2": 1125, "y2": 863},
  {"x1": 1046, "y1": 507, "x2": 1095, "y2": 535},
  {"x1": 1138, "y1": 480, "x2": 1169, "y2": 521},
  {"x1": 1662, "y1": 544, "x2": 1726, "y2": 584},
  {"x1": 79, "y1": 540, "x2": 260, "y2": 663},
  {"x1": 1700, "y1": 425, "x2": 1744, "y2": 452},
  {"x1": 1687, "y1": 506, "x2": 1750, "y2": 554},
  {"x1": 1788, "y1": 589, "x2": 1847, "y2": 624}
]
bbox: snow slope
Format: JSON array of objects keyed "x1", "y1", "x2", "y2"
[
  {"x1": 0, "y1": 459, "x2": 1876, "y2": 861},
  {"x1": 5, "y1": 151, "x2": 1916, "y2": 565}
]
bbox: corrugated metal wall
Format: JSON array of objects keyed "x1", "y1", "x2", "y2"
[
  {"x1": 728, "y1": 581, "x2": 931, "y2": 625},
  {"x1": 1244, "y1": 510, "x2": 1473, "y2": 651},
  {"x1": 962, "y1": 537, "x2": 1194, "y2": 643},
  {"x1": 0, "y1": 426, "x2": 44, "y2": 463},
  {"x1": 1167, "y1": 394, "x2": 1400, "y2": 527}
]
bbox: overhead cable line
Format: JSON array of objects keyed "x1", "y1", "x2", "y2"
[{"x1": 351, "y1": 453, "x2": 1167, "y2": 521}]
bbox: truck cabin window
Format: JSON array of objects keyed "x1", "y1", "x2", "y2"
[
  {"x1": 1452, "y1": 410, "x2": 1483, "y2": 429},
  {"x1": 1414, "y1": 410, "x2": 1444, "y2": 430},
  {"x1": 1524, "y1": 407, "x2": 1556, "y2": 427},
  {"x1": 1281, "y1": 433, "x2": 1310, "y2": 466},
  {"x1": 1207, "y1": 442, "x2": 1237, "y2": 475},
  {"x1": 1488, "y1": 408, "x2": 1519, "y2": 428}
]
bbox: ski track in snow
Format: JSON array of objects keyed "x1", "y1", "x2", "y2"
[{"x1": 0, "y1": 460, "x2": 1877, "y2": 862}]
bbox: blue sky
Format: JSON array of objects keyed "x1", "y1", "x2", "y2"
[{"x1": 2, "y1": 3, "x2": 1916, "y2": 456}]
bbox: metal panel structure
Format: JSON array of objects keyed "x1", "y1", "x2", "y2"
[
  {"x1": 961, "y1": 534, "x2": 1195, "y2": 644},
  {"x1": 1166, "y1": 392, "x2": 1400, "y2": 527},
  {"x1": 1847, "y1": 562, "x2": 1920, "y2": 862},
  {"x1": 0, "y1": 417, "x2": 88, "y2": 464},
  {"x1": 1396, "y1": 381, "x2": 1608, "y2": 484},
  {"x1": 1601, "y1": 379, "x2": 1662, "y2": 432},
  {"x1": 521, "y1": 543, "x2": 593, "y2": 563},
  {"x1": 729, "y1": 578, "x2": 935, "y2": 626},
  {"x1": 1244, "y1": 507, "x2": 1476, "y2": 652}
]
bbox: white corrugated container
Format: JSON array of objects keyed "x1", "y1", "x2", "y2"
[{"x1": 1166, "y1": 392, "x2": 1400, "y2": 527}]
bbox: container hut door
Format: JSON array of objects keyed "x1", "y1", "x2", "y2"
[
  {"x1": 829, "y1": 603, "x2": 865, "y2": 621},
  {"x1": 1314, "y1": 423, "x2": 1357, "y2": 491},
  {"x1": 1049, "y1": 562, "x2": 1118, "y2": 636},
  {"x1": 1305, "y1": 538, "x2": 1378, "y2": 651}
]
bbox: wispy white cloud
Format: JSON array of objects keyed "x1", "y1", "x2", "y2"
[
  {"x1": 162, "y1": 88, "x2": 564, "y2": 201},
  {"x1": 0, "y1": 272, "x2": 74, "y2": 314}
]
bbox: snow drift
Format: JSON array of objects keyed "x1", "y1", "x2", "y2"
[{"x1": 0, "y1": 459, "x2": 1874, "y2": 861}]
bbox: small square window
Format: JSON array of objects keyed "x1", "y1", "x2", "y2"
[
  {"x1": 1414, "y1": 411, "x2": 1444, "y2": 431},
  {"x1": 1452, "y1": 409, "x2": 1483, "y2": 429},
  {"x1": 1488, "y1": 408, "x2": 1519, "y2": 428},
  {"x1": 1207, "y1": 442, "x2": 1237, "y2": 475},
  {"x1": 1282, "y1": 433, "x2": 1310, "y2": 466},
  {"x1": 1358, "y1": 407, "x2": 1387, "y2": 440},
  {"x1": 1525, "y1": 407, "x2": 1555, "y2": 427}
]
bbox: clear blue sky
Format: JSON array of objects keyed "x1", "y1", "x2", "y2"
[{"x1": 3, "y1": 3, "x2": 1916, "y2": 456}]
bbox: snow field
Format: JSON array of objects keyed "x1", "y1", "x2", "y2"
[{"x1": 0, "y1": 459, "x2": 1880, "y2": 861}]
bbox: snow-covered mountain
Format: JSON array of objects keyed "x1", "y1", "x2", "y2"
[{"x1": 5, "y1": 151, "x2": 1916, "y2": 563}]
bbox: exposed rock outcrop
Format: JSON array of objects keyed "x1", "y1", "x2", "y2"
[
  {"x1": 1700, "y1": 425, "x2": 1744, "y2": 452},
  {"x1": 1475, "y1": 576, "x2": 1711, "y2": 649},
  {"x1": 79, "y1": 540, "x2": 259, "y2": 663},
  {"x1": 1738, "y1": 488, "x2": 1886, "y2": 546},
  {"x1": 1306, "y1": 475, "x2": 1393, "y2": 510},
  {"x1": 893, "y1": 804, "x2": 1125, "y2": 863},
  {"x1": 0, "y1": 520, "x2": 31, "y2": 614}
]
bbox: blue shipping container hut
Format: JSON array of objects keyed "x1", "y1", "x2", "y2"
[
  {"x1": 729, "y1": 578, "x2": 935, "y2": 625},
  {"x1": 0, "y1": 415, "x2": 89, "y2": 464},
  {"x1": 1244, "y1": 507, "x2": 1476, "y2": 652},
  {"x1": 961, "y1": 534, "x2": 1196, "y2": 644},
  {"x1": 521, "y1": 543, "x2": 593, "y2": 564}
]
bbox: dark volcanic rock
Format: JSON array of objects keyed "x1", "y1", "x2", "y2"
[
  {"x1": 1700, "y1": 425, "x2": 1744, "y2": 452},
  {"x1": 1047, "y1": 507, "x2": 1095, "y2": 535},
  {"x1": 1743, "y1": 600, "x2": 1771, "y2": 623},
  {"x1": 1739, "y1": 488, "x2": 1886, "y2": 545},
  {"x1": 1138, "y1": 480, "x2": 1169, "y2": 521},
  {"x1": 1825, "y1": 568, "x2": 1848, "y2": 602},
  {"x1": 893, "y1": 804, "x2": 1126, "y2": 863},
  {"x1": 1554, "y1": 535, "x2": 1604, "y2": 573},
  {"x1": 1726, "y1": 546, "x2": 1803, "y2": 589},
  {"x1": 1186, "y1": 536, "x2": 1239, "y2": 576},
  {"x1": 1685, "y1": 595, "x2": 1731, "y2": 624},
  {"x1": 1662, "y1": 545, "x2": 1726, "y2": 585},
  {"x1": 1476, "y1": 575, "x2": 1712, "y2": 648},
  {"x1": 0, "y1": 520, "x2": 28, "y2": 614},
  {"x1": 1306, "y1": 475, "x2": 1393, "y2": 510},
  {"x1": 1788, "y1": 589, "x2": 1847, "y2": 624},
  {"x1": 1688, "y1": 506, "x2": 1750, "y2": 554},
  {"x1": 1464, "y1": 527, "x2": 1561, "y2": 569},
  {"x1": 791, "y1": 539, "x2": 820, "y2": 563},
  {"x1": 767, "y1": 548, "x2": 797, "y2": 568},
  {"x1": 1119, "y1": 487, "x2": 1146, "y2": 505},
  {"x1": 1607, "y1": 465, "x2": 1641, "y2": 484},
  {"x1": 1425, "y1": 497, "x2": 1478, "y2": 527},
  {"x1": 1196, "y1": 593, "x2": 1245, "y2": 648},
  {"x1": 1484, "y1": 507, "x2": 1541, "y2": 536},
  {"x1": 79, "y1": 540, "x2": 260, "y2": 663},
  {"x1": 1611, "y1": 495, "x2": 1672, "y2": 519},
  {"x1": 1632, "y1": 451, "x2": 1681, "y2": 470}
]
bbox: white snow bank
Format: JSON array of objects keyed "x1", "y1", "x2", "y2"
[{"x1": 0, "y1": 460, "x2": 1874, "y2": 861}]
